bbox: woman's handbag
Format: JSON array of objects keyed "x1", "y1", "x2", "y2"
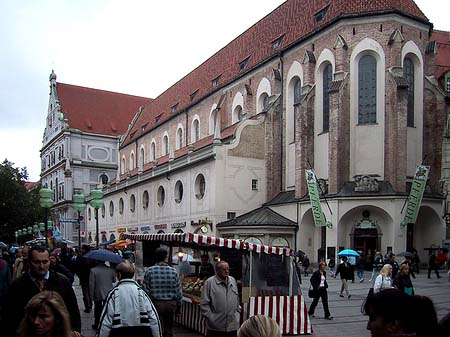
[
  {"x1": 366, "y1": 287, "x2": 374, "y2": 299},
  {"x1": 404, "y1": 286, "x2": 413, "y2": 295},
  {"x1": 308, "y1": 285, "x2": 315, "y2": 298}
]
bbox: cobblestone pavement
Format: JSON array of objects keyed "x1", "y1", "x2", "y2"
[
  {"x1": 296, "y1": 270, "x2": 450, "y2": 337},
  {"x1": 76, "y1": 270, "x2": 450, "y2": 337}
]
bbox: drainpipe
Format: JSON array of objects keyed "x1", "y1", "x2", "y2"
[{"x1": 279, "y1": 53, "x2": 284, "y2": 192}]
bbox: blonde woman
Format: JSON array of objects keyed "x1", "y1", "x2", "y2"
[
  {"x1": 18, "y1": 291, "x2": 80, "y2": 337},
  {"x1": 238, "y1": 315, "x2": 281, "y2": 337},
  {"x1": 373, "y1": 264, "x2": 394, "y2": 293}
]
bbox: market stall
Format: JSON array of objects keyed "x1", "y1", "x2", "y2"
[{"x1": 123, "y1": 232, "x2": 311, "y2": 335}]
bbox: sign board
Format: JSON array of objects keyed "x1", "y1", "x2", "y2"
[
  {"x1": 401, "y1": 165, "x2": 430, "y2": 228},
  {"x1": 117, "y1": 227, "x2": 126, "y2": 233},
  {"x1": 140, "y1": 226, "x2": 151, "y2": 231},
  {"x1": 154, "y1": 224, "x2": 167, "y2": 230},
  {"x1": 127, "y1": 226, "x2": 139, "y2": 232},
  {"x1": 305, "y1": 169, "x2": 332, "y2": 227},
  {"x1": 59, "y1": 218, "x2": 79, "y2": 223},
  {"x1": 171, "y1": 222, "x2": 186, "y2": 229}
]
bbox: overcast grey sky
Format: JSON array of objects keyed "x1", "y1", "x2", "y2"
[{"x1": 1, "y1": 0, "x2": 449, "y2": 181}]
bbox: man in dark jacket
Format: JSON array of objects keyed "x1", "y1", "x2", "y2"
[
  {"x1": 428, "y1": 251, "x2": 441, "y2": 279},
  {"x1": 4, "y1": 246, "x2": 81, "y2": 337},
  {"x1": 334, "y1": 256, "x2": 351, "y2": 298},
  {"x1": 75, "y1": 244, "x2": 94, "y2": 312}
]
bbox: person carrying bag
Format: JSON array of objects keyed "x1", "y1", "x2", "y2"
[{"x1": 307, "y1": 262, "x2": 333, "y2": 320}]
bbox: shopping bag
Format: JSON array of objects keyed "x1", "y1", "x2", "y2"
[{"x1": 404, "y1": 287, "x2": 413, "y2": 295}]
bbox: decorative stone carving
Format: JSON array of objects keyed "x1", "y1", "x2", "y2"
[
  {"x1": 317, "y1": 178, "x2": 328, "y2": 195},
  {"x1": 353, "y1": 218, "x2": 378, "y2": 229},
  {"x1": 353, "y1": 175, "x2": 380, "y2": 192}
]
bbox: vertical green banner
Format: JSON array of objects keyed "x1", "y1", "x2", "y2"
[
  {"x1": 305, "y1": 169, "x2": 331, "y2": 227},
  {"x1": 400, "y1": 165, "x2": 430, "y2": 228}
]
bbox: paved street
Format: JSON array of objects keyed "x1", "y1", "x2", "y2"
[
  {"x1": 299, "y1": 270, "x2": 450, "y2": 337},
  {"x1": 76, "y1": 271, "x2": 450, "y2": 337}
]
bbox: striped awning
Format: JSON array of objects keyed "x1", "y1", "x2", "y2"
[{"x1": 122, "y1": 232, "x2": 293, "y2": 257}]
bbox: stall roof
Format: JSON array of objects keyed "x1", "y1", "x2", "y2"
[
  {"x1": 122, "y1": 232, "x2": 293, "y2": 257},
  {"x1": 216, "y1": 206, "x2": 297, "y2": 228}
]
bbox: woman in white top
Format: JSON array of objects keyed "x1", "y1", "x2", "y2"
[{"x1": 373, "y1": 264, "x2": 393, "y2": 293}]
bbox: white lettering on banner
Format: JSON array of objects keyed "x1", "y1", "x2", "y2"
[{"x1": 171, "y1": 222, "x2": 186, "y2": 229}]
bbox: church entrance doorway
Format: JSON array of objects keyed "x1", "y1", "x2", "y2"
[{"x1": 352, "y1": 228, "x2": 379, "y2": 255}]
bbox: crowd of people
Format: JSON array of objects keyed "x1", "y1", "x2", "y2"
[{"x1": 1, "y1": 242, "x2": 449, "y2": 337}]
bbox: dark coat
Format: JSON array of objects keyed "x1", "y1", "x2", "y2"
[
  {"x1": 393, "y1": 274, "x2": 414, "y2": 294},
  {"x1": 3, "y1": 271, "x2": 81, "y2": 337},
  {"x1": 335, "y1": 261, "x2": 351, "y2": 280},
  {"x1": 310, "y1": 270, "x2": 328, "y2": 290}
]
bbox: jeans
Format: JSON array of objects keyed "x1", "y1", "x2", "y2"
[
  {"x1": 154, "y1": 300, "x2": 177, "y2": 337},
  {"x1": 357, "y1": 269, "x2": 364, "y2": 280},
  {"x1": 308, "y1": 287, "x2": 331, "y2": 318},
  {"x1": 340, "y1": 279, "x2": 350, "y2": 296}
]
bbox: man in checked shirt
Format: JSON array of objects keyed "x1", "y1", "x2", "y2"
[{"x1": 143, "y1": 247, "x2": 182, "y2": 337}]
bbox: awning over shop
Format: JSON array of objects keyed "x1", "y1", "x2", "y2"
[{"x1": 122, "y1": 232, "x2": 293, "y2": 257}]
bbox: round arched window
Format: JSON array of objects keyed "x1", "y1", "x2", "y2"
[
  {"x1": 195, "y1": 174, "x2": 206, "y2": 199},
  {"x1": 175, "y1": 180, "x2": 183, "y2": 204},
  {"x1": 142, "y1": 190, "x2": 149, "y2": 209},
  {"x1": 101, "y1": 204, "x2": 105, "y2": 218},
  {"x1": 130, "y1": 194, "x2": 136, "y2": 213},
  {"x1": 157, "y1": 186, "x2": 165, "y2": 207},
  {"x1": 88, "y1": 208, "x2": 92, "y2": 221},
  {"x1": 109, "y1": 201, "x2": 114, "y2": 217},
  {"x1": 119, "y1": 198, "x2": 124, "y2": 214}
]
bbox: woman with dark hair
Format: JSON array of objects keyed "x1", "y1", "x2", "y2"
[
  {"x1": 363, "y1": 288, "x2": 441, "y2": 337},
  {"x1": 393, "y1": 264, "x2": 414, "y2": 295},
  {"x1": 18, "y1": 290, "x2": 79, "y2": 337},
  {"x1": 308, "y1": 262, "x2": 333, "y2": 320}
]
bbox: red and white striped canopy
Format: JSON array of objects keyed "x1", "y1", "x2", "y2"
[{"x1": 123, "y1": 232, "x2": 293, "y2": 257}]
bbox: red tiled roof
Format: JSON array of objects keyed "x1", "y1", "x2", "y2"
[
  {"x1": 122, "y1": 0, "x2": 429, "y2": 147},
  {"x1": 23, "y1": 181, "x2": 40, "y2": 191},
  {"x1": 432, "y1": 30, "x2": 450, "y2": 80},
  {"x1": 57, "y1": 83, "x2": 152, "y2": 136}
]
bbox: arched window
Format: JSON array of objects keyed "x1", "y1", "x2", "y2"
[
  {"x1": 261, "y1": 93, "x2": 270, "y2": 112},
  {"x1": 99, "y1": 174, "x2": 109, "y2": 185},
  {"x1": 233, "y1": 105, "x2": 243, "y2": 123},
  {"x1": 322, "y1": 63, "x2": 332, "y2": 132},
  {"x1": 121, "y1": 157, "x2": 126, "y2": 174},
  {"x1": 151, "y1": 141, "x2": 156, "y2": 161},
  {"x1": 130, "y1": 152, "x2": 135, "y2": 170},
  {"x1": 109, "y1": 201, "x2": 114, "y2": 217},
  {"x1": 140, "y1": 147, "x2": 145, "y2": 169},
  {"x1": 192, "y1": 119, "x2": 200, "y2": 143},
  {"x1": 130, "y1": 194, "x2": 136, "y2": 213},
  {"x1": 119, "y1": 198, "x2": 124, "y2": 214},
  {"x1": 358, "y1": 54, "x2": 377, "y2": 124},
  {"x1": 55, "y1": 177, "x2": 59, "y2": 200},
  {"x1": 174, "y1": 180, "x2": 183, "y2": 204},
  {"x1": 209, "y1": 108, "x2": 219, "y2": 135},
  {"x1": 177, "y1": 127, "x2": 183, "y2": 150},
  {"x1": 195, "y1": 174, "x2": 206, "y2": 199},
  {"x1": 163, "y1": 135, "x2": 169, "y2": 155},
  {"x1": 142, "y1": 190, "x2": 149, "y2": 209},
  {"x1": 404, "y1": 57, "x2": 415, "y2": 127},
  {"x1": 294, "y1": 78, "x2": 302, "y2": 105},
  {"x1": 157, "y1": 186, "x2": 165, "y2": 206}
]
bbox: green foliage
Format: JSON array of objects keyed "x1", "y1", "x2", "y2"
[{"x1": 0, "y1": 159, "x2": 42, "y2": 243}]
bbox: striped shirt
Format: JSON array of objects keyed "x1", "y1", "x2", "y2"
[{"x1": 143, "y1": 263, "x2": 182, "y2": 304}]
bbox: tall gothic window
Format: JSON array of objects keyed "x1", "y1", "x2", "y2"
[
  {"x1": 358, "y1": 55, "x2": 377, "y2": 124},
  {"x1": 404, "y1": 57, "x2": 415, "y2": 127},
  {"x1": 323, "y1": 63, "x2": 332, "y2": 132},
  {"x1": 294, "y1": 78, "x2": 302, "y2": 105},
  {"x1": 193, "y1": 119, "x2": 200, "y2": 143}
]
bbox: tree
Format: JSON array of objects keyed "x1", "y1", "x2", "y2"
[{"x1": 0, "y1": 159, "x2": 41, "y2": 243}]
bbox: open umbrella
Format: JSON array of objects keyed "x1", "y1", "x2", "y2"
[
  {"x1": 84, "y1": 249, "x2": 123, "y2": 264},
  {"x1": 337, "y1": 249, "x2": 360, "y2": 257},
  {"x1": 397, "y1": 251, "x2": 414, "y2": 258}
]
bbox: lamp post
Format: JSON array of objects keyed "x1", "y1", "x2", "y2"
[
  {"x1": 89, "y1": 189, "x2": 104, "y2": 249},
  {"x1": 39, "y1": 188, "x2": 54, "y2": 247},
  {"x1": 17, "y1": 229, "x2": 22, "y2": 245},
  {"x1": 73, "y1": 192, "x2": 86, "y2": 250}
]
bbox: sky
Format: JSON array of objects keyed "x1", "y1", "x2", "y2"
[{"x1": 0, "y1": 0, "x2": 449, "y2": 182}]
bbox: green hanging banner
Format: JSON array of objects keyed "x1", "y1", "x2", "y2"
[
  {"x1": 400, "y1": 165, "x2": 430, "y2": 228},
  {"x1": 305, "y1": 169, "x2": 332, "y2": 227}
]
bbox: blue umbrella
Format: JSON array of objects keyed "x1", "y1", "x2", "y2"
[
  {"x1": 84, "y1": 249, "x2": 123, "y2": 264},
  {"x1": 337, "y1": 249, "x2": 360, "y2": 257}
]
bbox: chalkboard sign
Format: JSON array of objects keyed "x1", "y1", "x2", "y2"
[{"x1": 219, "y1": 247, "x2": 242, "y2": 280}]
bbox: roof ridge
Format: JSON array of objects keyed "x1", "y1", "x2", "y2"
[{"x1": 57, "y1": 82, "x2": 153, "y2": 100}]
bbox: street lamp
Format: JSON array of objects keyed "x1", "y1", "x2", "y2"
[
  {"x1": 89, "y1": 189, "x2": 104, "y2": 249},
  {"x1": 33, "y1": 224, "x2": 39, "y2": 238},
  {"x1": 39, "y1": 187, "x2": 54, "y2": 247},
  {"x1": 17, "y1": 229, "x2": 22, "y2": 245},
  {"x1": 73, "y1": 192, "x2": 86, "y2": 250}
]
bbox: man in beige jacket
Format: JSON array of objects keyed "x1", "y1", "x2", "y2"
[{"x1": 200, "y1": 260, "x2": 240, "y2": 337}]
